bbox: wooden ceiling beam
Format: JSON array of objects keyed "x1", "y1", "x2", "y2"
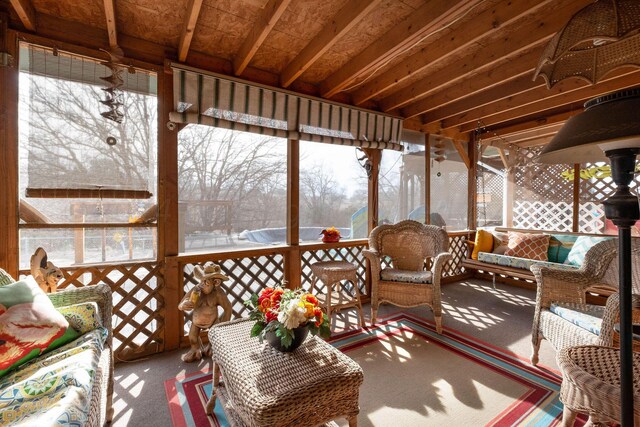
[
  {"x1": 403, "y1": 47, "x2": 542, "y2": 119},
  {"x1": 452, "y1": 140, "x2": 470, "y2": 169},
  {"x1": 351, "y1": 0, "x2": 555, "y2": 106},
  {"x1": 9, "y1": 0, "x2": 36, "y2": 31},
  {"x1": 480, "y1": 111, "x2": 576, "y2": 139},
  {"x1": 280, "y1": 0, "x2": 381, "y2": 88},
  {"x1": 233, "y1": 0, "x2": 291, "y2": 76},
  {"x1": 379, "y1": 1, "x2": 589, "y2": 112},
  {"x1": 319, "y1": 0, "x2": 483, "y2": 98},
  {"x1": 454, "y1": 70, "x2": 640, "y2": 133},
  {"x1": 102, "y1": 0, "x2": 117, "y2": 48},
  {"x1": 177, "y1": 0, "x2": 204, "y2": 62}
]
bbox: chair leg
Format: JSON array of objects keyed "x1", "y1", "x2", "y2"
[
  {"x1": 531, "y1": 336, "x2": 542, "y2": 366},
  {"x1": 371, "y1": 304, "x2": 378, "y2": 325},
  {"x1": 435, "y1": 315, "x2": 443, "y2": 334},
  {"x1": 351, "y1": 273, "x2": 366, "y2": 327},
  {"x1": 561, "y1": 405, "x2": 577, "y2": 427}
]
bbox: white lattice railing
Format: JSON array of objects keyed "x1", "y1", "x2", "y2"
[
  {"x1": 513, "y1": 201, "x2": 573, "y2": 231},
  {"x1": 579, "y1": 202, "x2": 605, "y2": 234}
]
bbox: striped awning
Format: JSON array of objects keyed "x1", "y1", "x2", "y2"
[{"x1": 169, "y1": 64, "x2": 404, "y2": 151}]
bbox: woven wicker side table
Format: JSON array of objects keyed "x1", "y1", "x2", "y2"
[
  {"x1": 310, "y1": 261, "x2": 366, "y2": 326},
  {"x1": 557, "y1": 345, "x2": 640, "y2": 426},
  {"x1": 205, "y1": 318, "x2": 364, "y2": 427}
]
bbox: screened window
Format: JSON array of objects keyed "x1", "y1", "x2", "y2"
[
  {"x1": 430, "y1": 138, "x2": 468, "y2": 231},
  {"x1": 18, "y1": 44, "x2": 158, "y2": 268},
  {"x1": 178, "y1": 126, "x2": 287, "y2": 251},
  {"x1": 299, "y1": 142, "x2": 369, "y2": 241},
  {"x1": 476, "y1": 146, "x2": 505, "y2": 227}
]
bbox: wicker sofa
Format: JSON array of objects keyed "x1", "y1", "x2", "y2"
[
  {"x1": 462, "y1": 227, "x2": 612, "y2": 286},
  {"x1": 0, "y1": 282, "x2": 114, "y2": 426}
]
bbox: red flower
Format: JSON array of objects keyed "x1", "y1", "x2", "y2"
[
  {"x1": 314, "y1": 307, "x2": 324, "y2": 326},
  {"x1": 270, "y1": 288, "x2": 284, "y2": 305},
  {"x1": 258, "y1": 298, "x2": 271, "y2": 313},
  {"x1": 266, "y1": 310, "x2": 278, "y2": 323},
  {"x1": 303, "y1": 294, "x2": 318, "y2": 306}
]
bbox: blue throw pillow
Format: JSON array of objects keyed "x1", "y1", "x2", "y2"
[
  {"x1": 548, "y1": 234, "x2": 579, "y2": 264},
  {"x1": 564, "y1": 235, "x2": 612, "y2": 266}
]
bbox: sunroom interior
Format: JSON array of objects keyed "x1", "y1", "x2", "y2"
[{"x1": 1, "y1": 0, "x2": 640, "y2": 426}]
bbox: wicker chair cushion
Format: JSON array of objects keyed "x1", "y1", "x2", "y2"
[
  {"x1": 550, "y1": 302, "x2": 605, "y2": 335},
  {"x1": 380, "y1": 268, "x2": 432, "y2": 284}
]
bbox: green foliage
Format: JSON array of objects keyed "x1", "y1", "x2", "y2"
[{"x1": 250, "y1": 322, "x2": 266, "y2": 338}]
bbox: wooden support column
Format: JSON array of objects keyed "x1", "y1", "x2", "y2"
[
  {"x1": 504, "y1": 168, "x2": 515, "y2": 227},
  {"x1": 425, "y1": 133, "x2": 431, "y2": 224},
  {"x1": 284, "y1": 139, "x2": 300, "y2": 289},
  {"x1": 364, "y1": 148, "x2": 381, "y2": 233},
  {"x1": 158, "y1": 63, "x2": 181, "y2": 351},
  {"x1": 467, "y1": 136, "x2": 477, "y2": 231},
  {"x1": 572, "y1": 164, "x2": 580, "y2": 232},
  {"x1": 0, "y1": 21, "x2": 19, "y2": 276}
]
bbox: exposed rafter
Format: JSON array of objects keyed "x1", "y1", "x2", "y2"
[
  {"x1": 350, "y1": 0, "x2": 554, "y2": 106},
  {"x1": 280, "y1": 0, "x2": 381, "y2": 88},
  {"x1": 319, "y1": 0, "x2": 484, "y2": 98},
  {"x1": 102, "y1": 0, "x2": 117, "y2": 49},
  {"x1": 233, "y1": 0, "x2": 291, "y2": 76},
  {"x1": 178, "y1": 0, "x2": 204, "y2": 62},
  {"x1": 379, "y1": 0, "x2": 588, "y2": 112},
  {"x1": 9, "y1": 0, "x2": 36, "y2": 31}
]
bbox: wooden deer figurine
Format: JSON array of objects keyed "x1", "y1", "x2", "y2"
[{"x1": 30, "y1": 247, "x2": 64, "y2": 293}]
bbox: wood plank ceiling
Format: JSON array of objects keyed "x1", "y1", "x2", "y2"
[{"x1": 3, "y1": 0, "x2": 640, "y2": 147}]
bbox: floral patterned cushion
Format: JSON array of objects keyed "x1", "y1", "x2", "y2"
[
  {"x1": 0, "y1": 327, "x2": 107, "y2": 426},
  {"x1": 549, "y1": 302, "x2": 606, "y2": 335},
  {"x1": 57, "y1": 302, "x2": 102, "y2": 335},
  {"x1": 380, "y1": 268, "x2": 432, "y2": 284},
  {"x1": 477, "y1": 252, "x2": 579, "y2": 271}
]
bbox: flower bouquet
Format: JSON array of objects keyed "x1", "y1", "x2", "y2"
[
  {"x1": 245, "y1": 286, "x2": 330, "y2": 351},
  {"x1": 320, "y1": 227, "x2": 341, "y2": 243}
]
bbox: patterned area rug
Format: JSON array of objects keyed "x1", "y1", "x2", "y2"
[{"x1": 164, "y1": 313, "x2": 584, "y2": 427}]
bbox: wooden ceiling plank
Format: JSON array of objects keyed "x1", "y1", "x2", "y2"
[
  {"x1": 454, "y1": 70, "x2": 640, "y2": 133},
  {"x1": 9, "y1": 0, "x2": 36, "y2": 31},
  {"x1": 404, "y1": 47, "x2": 541, "y2": 119},
  {"x1": 103, "y1": 0, "x2": 117, "y2": 48},
  {"x1": 233, "y1": 0, "x2": 291, "y2": 76},
  {"x1": 178, "y1": 0, "x2": 204, "y2": 62},
  {"x1": 420, "y1": 73, "x2": 543, "y2": 126},
  {"x1": 378, "y1": 0, "x2": 587, "y2": 112},
  {"x1": 481, "y1": 111, "x2": 575, "y2": 139},
  {"x1": 452, "y1": 140, "x2": 471, "y2": 169},
  {"x1": 351, "y1": 0, "x2": 555, "y2": 106},
  {"x1": 280, "y1": 0, "x2": 381, "y2": 88},
  {"x1": 319, "y1": 0, "x2": 483, "y2": 98}
]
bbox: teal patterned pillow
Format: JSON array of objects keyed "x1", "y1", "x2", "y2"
[
  {"x1": 548, "y1": 234, "x2": 579, "y2": 263},
  {"x1": 564, "y1": 235, "x2": 612, "y2": 266}
]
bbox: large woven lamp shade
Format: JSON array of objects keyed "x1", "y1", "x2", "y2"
[{"x1": 533, "y1": 0, "x2": 640, "y2": 88}]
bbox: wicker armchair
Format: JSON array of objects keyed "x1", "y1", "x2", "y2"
[
  {"x1": 529, "y1": 238, "x2": 640, "y2": 365},
  {"x1": 363, "y1": 220, "x2": 451, "y2": 332}
]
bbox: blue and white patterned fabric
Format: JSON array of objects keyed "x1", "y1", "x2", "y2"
[
  {"x1": 380, "y1": 268, "x2": 432, "y2": 284},
  {"x1": 549, "y1": 302, "x2": 606, "y2": 335},
  {"x1": 477, "y1": 252, "x2": 579, "y2": 271},
  {"x1": 564, "y1": 235, "x2": 613, "y2": 266}
]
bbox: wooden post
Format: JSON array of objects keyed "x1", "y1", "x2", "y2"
[
  {"x1": 0, "y1": 22, "x2": 19, "y2": 276},
  {"x1": 285, "y1": 139, "x2": 300, "y2": 289},
  {"x1": 425, "y1": 133, "x2": 431, "y2": 224},
  {"x1": 572, "y1": 164, "x2": 580, "y2": 232},
  {"x1": 467, "y1": 136, "x2": 476, "y2": 231},
  {"x1": 158, "y1": 63, "x2": 181, "y2": 351},
  {"x1": 364, "y1": 148, "x2": 381, "y2": 234}
]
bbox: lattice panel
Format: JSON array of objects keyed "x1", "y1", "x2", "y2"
[
  {"x1": 444, "y1": 233, "x2": 468, "y2": 277},
  {"x1": 477, "y1": 170, "x2": 504, "y2": 226},
  {"x1": 46, "y1": 262, "x2": 164, "y2": 362},
  {"x1": 512, "y1": 201, "x2": 573, "y2": 232},
  {"x1": 301, "y1": 245, "x2": 368, "y2": 297},
  {"x1": 514, "y1": 163, "x2": 573, "y2": 203},
  {"x1": 182, "y1": 254, "x2": 285, "y2": 334},
  {"x1": 579, "y1": 202, "x2": 605, "y2": 234}
]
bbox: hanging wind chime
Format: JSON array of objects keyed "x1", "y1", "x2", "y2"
[
  {"x1": 99, "y1": 49, "x2": 125, "y2": 124},
  {"x1": 431, "y1": 137, "x2": 446, "y2": 177}
]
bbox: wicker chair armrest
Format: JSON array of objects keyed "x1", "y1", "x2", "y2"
[
  {"x1": 48, "y1": 284, "x2": 113, "y2": 341},
  {"x1": 431, "y1": 252, "x2": 452, "y2": 276},
  {"x1": 530, "y1": 265, "x2": 594, "y2": 309},
  {"x1": 598, "y1": 293, "x2": 640, "y2": 346},
  {"x1": 362, "y1": 249, "x2": 382, "y2": 277}
]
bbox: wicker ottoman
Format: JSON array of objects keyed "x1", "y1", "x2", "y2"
[
  {"x1": 557, "y1": 345, "x2": 640, "y2": 426},
  {"x1": 205, "y1": 318, "x2": 364, "y2": 427}
]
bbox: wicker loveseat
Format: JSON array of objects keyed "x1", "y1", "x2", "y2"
[
  {"x1": 0, "y1": 280, "x2": 114, "y2": 426},
  {"x1": 530, "y1": 238, "x2": 640, "y2": 365}
]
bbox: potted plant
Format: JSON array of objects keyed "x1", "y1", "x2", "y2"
[
  {"x1": 320, "y1": 227, "x2": 341, "y2": 243},
  {"x1": 245, "y1": 286, "x2": 331, "y2": 352}
]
